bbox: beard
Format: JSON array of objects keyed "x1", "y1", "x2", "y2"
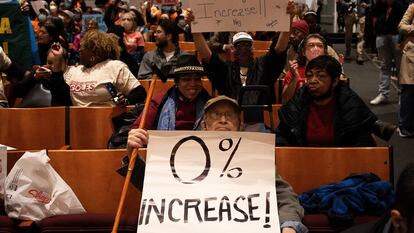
[{"x1": 156, "y1": 39, "x2": 167, "y2": 49}]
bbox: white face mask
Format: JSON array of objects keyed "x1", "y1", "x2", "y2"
[{"x1": 50, "y1": 5, "x2": 57, "y2": 14}]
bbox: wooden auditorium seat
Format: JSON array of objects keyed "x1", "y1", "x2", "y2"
[
  {"x1": 178, "y1": 41, "x2": 196, "y2": 51},
  {"x1": 275, "y1": 147, "x2": 392, "y2": 194},
  {"x1": 263, "y1": 104, "x2": 282, "y2": 131},
  {"x1": 0, "y1": 107, "x2": 67, "y2": 150},
  {"x1": 68, "y1": 107, "x2": 128, "y2": 149},
  {"x1": 252, "y1": 40, "x2": 272, "y2": 50},
  {"x1": 275, "y1": 146, "x2": 392, "y2": 233},
  {"x1": 144, "y1": 42, "x2": 156, "y2": 52},
  {"x1": 7, "y1": 149, "x2": 141, "y2": 232},
  {"x1": 6, "y1": 146, "x2": 391, "y2": 232},
  {"x1": 253, "y1": 49, "x2": 268, "y2": 58}
]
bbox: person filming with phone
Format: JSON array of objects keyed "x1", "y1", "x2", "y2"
[{"x1": 38, "y1": 30, "x2": 146, "y2": 106}]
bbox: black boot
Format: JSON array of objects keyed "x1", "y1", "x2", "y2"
[{"x1": 371, "y1": 120, "x2": 397, "y2": 141}]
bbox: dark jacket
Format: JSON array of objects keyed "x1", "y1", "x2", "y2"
[
  {"x1": 373, "y1": 0, "x2": 407, "y2": 35},
  {"x1": 130, "y1": 86, "x2": 210, "y2": 130},
  {"x1": 204, "y1": 48, "x2": 286, "y2": 104},
  {"x1": 276, "y1": 83, "x2": 378, "y2": 146}
]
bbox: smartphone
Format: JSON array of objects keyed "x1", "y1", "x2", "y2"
[{"x1": 105, "y1": 83, "x2": 120, "y2": 104}]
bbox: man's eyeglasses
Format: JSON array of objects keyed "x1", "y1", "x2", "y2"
[{"x1": 208, "y1": 111, "x2": 239, "y2": 120}]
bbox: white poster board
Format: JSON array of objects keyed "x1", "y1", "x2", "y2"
[
  {"x1": 189, "y1": 0, "x2": 290, "y2": 33},
  {"x1": 138, "y1": 131, "x2": 280, "y2": 233},
  {"x1": 30, "y1": 1, "x2": 44, "y2": 16}
]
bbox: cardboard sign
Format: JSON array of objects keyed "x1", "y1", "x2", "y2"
[
  {"x1": 30, "y1": 1, "x2": 44, "y2": 16},
  {"x1": 189, "y1": 0, "x2": 290, "y2": 33},
  {"x1": 138, "y1": 131, "x2": 280, "y2": 233}
]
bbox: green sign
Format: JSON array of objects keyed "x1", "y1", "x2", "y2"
[{"x1": 0, "y1": 3, "x2": 33, "y2": 69}]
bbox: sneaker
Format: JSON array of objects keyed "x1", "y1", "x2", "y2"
[
  {"x1": 398, "y1": 128, "x2": 414, "y2": 138},
  {"x1": 370, "y1": 95, "x2": 387, "y2": 105}
]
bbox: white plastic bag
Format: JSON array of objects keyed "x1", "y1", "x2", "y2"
[{"x1": 4, "y1": 150, "x2": 86, "y2": 221}]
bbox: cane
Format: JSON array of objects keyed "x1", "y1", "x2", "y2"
[{"x1": 112, "y1": 74, "x2": 158, "y2": 233}]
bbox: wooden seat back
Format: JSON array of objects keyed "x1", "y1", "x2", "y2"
[
  {"x1": 253, "y1": 49, "x2": 268, "y2": 58},
  {"x1": 6, "y1": 146, "x2": 391, "y2": 215},
  {"x1": 252, "y1": 40, "x2": 272, "y2": 50},
  {"x1": 144, "y1": 42, "x2": 156, "y2": 52},
  {"x1": 69, "y1": 107, "x2": 128, "y2": 149},
  {"x1": 275, "y1": 147, "x2": 392, "y2": 194},
  {"x1": 7, "y1": 149, "x2": 140, "y2": 214},
  {"x1": 263, "y1": 104, "x2": 281, "y2": 131},
  {"x1": 119, "y1": 146, "x2": 392, "y2": 196},
  {"x1": 0, "y1": 107, "x2": 67, "y2": 150},
  {"x1": 178, "y1": 41, "x2": 196, "y2": 51}
]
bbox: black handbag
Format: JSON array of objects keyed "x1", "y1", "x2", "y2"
[{"x1": 18, "y1": 79, "x2": 52, "y2": 108}]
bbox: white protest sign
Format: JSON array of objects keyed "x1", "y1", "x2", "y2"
[
  {"x1": 189, "y1": 0, "x2": 290, "y2": 33},
  {"x1": 138, "y1": 131, "x2": 279, "y2": 233},
  {"x1": 30, "y1": 1, "x2": 44, "y2": 16}
]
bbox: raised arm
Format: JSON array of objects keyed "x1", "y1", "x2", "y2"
[
  {"x1": 185, "y1": 9, "x2": 213, "y2": 63},
  {"x1": 274, "y1": 0, "x2": 296, "y2": 54}
]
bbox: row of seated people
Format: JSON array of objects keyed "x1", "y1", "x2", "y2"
[{"x1": 1, "y1": 51, "x2": 394, "y2": 150}]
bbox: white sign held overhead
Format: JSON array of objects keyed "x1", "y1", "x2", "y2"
[
  {"x1": 189, "y1": 0, "x2": 290, "y2": 33},
  {"x1": 138, "y1": 131, "x2": 280, "y2": 233}
]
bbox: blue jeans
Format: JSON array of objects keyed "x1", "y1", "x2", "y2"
[
  {"x1": 376, "y1": 34, "x2": 401, "y2": 98},
  {"x1": 399, "y1": 84, "x2": 414, "y2": 131}
]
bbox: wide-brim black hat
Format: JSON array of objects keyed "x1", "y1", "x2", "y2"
[{"x1": 167, "y1": 54, "x2": 211, "y2": 78}]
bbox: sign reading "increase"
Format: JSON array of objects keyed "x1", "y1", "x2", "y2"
[{"x1": 189, "y1": 0, "x2": 289, "y2": 33}]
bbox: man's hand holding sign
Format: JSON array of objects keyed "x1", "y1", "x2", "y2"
[{"x1": 125, "y1": 96, "x2": 306, "y2": 233}]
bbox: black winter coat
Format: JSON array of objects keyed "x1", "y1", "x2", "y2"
[{"x1": 276, "y1": 83, "x2": 377, "y2": 146}]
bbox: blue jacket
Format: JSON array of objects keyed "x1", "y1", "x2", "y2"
[{"x1": 299, "y1": 173, "x2": 394, "y2": 222}]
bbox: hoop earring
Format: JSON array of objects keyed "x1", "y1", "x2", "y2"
[{"x1": 90, "y1": 56, "x2": 96, "y2": 62}]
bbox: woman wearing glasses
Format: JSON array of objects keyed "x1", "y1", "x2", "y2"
[{"x1": 281, "y1": 33, "x2": 327, "y2": 104}]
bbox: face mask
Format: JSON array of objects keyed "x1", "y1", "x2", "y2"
[
  {"x1": 38, "y1": 14, "x2": 47, "y2": 23},
  {"x1": 50, "y1": 5, "x2": 57, "y2": 14},
  {"x1": 122, "y1": 21, "x2": 133, "y2": 31},
  {"x1": 234, "y1": 46, "x2": 253, "y2": 67}
]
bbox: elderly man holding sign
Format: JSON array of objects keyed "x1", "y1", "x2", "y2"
[{"x1": 124, "y1": 96, "x2": 307, "y2": 233}]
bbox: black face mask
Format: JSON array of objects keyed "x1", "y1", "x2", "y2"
[
  {"x1": 289, "y1": 39, "x2": 301, "y2": 51},
  {"x1": 234, "y1": 46, "x2": 253, "y2": 67}
]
